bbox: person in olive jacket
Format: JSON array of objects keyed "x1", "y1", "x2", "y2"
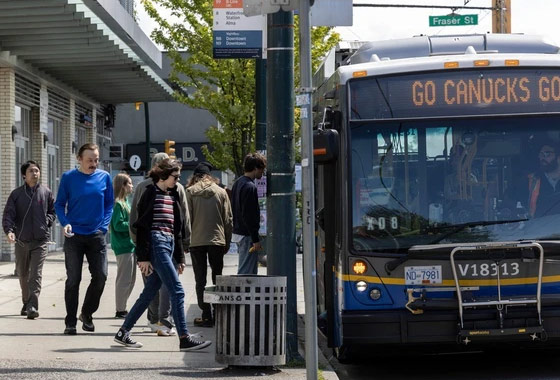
[
  {"x1": 110, "y1": 173, "x2": 135, "y2": 319},
  {"x1": 186, "y1": 162, "x2": 232, "y2": 327}
]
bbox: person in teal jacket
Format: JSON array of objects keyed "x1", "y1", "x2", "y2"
[{"x1": 110, "y1": 173, "x2": 136, "y2": 318}]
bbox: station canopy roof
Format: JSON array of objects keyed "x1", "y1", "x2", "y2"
[{"x1": 0, "y1": 0, "x2": 174, "y2": 104}]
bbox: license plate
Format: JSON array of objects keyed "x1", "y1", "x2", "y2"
[{"x1": 405, "y1": 265, "x2": 442, "y2": 285}]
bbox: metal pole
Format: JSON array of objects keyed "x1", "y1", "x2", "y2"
[
  {"x1": 255, "y1": 58, "x2": 267, "y2": 152},
  {"x1": 298, "y1": 0, "x2": 318, "y2": 378},
  {"x1": 144, "y1": 102, "x2": 150, "y2": 172},
  {"x1": 266, "y1": 10, "x2": 299, "y2": 361}
]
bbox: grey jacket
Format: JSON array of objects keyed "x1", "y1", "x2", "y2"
[
  {"x1": 2, "y1": 183, "x2": 56, "y2": 242},
  {"x1": 129, "y1": 178, "x2": 191, "y2": 250}
]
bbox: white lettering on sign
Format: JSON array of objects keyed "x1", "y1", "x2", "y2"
[
  {"x1": 457, "y1": 263, "x2": 520, "y2": 277},
  {"x1": 182, "y1": 147, "x2": 198, "y2": 162}
]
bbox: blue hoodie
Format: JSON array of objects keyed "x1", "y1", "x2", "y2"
[{"x1": 55, "y1": 168, "x2": 113, "y2": 235}]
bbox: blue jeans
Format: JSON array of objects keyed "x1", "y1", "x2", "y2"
[
  {"x1": 237, "y1": 235, "x2": 258, "y2": 275},
  {"x1": 122, "y1": 231, "x2": 188, "y2": 337},
  {"x1": 64, "y1": 231, "x2": 108, "y2": 327}
]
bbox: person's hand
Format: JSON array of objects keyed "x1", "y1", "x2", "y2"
[
  {"x1": 177, "y1": 263, "x2": 186, "y2": 275},
  {"x1": 249, "y1": 241, "x2": 262, "y2": 253},
  {"x1": 138, "y1": 261, "x2": 153, "y2": 276},
  {"x1": 6, "y1": 232, "x2": 15, "y2": 244},
  {"x1": 63, "y1": 224, "x2": 74, "y2": 238}
]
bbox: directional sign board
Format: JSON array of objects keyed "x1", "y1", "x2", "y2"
[
  {"x1": 429, "y1": 14, "x2": 478, "y2": 27},
  {"x1": 213, "y1": 0, "x2": 267, "y2": 59}
]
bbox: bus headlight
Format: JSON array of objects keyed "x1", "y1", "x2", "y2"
[
  {"x1": 356, "y1": 281, "x2": 368, "y2": 292},
  {"x1": 369, "y1": 288, "x2": 382, "y2": 300}
]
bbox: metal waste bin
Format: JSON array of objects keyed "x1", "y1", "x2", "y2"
[{"x1": 204, "y1": 275, "x2": 287, "y2": 366}]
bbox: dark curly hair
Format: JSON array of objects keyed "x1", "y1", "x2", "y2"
[{"x1": 148, "y1": 158, "x2": 182, "y2": 182}]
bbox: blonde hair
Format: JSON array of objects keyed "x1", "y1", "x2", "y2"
[{"x1": 113, "y1": 173, "x2": 132, "y2": 212}]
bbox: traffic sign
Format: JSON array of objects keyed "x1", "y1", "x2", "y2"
[
  {"x1": 129, "y1": 155, "x2": 141, "y2": 171},
  {"x1": 429, "y1": 14, "x2": 478, "y2": 27}
]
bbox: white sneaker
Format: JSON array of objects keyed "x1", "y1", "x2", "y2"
[
  {"x1": 148, "y1": 322, "x2": 160, "y2": 333},
  {"x1": 153, "y1": 322, "x2": 176, "y2": 336}
]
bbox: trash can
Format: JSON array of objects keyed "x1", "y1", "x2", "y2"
[{"x1": 204, "y1": 275, "x2": 287, "y2": 366}]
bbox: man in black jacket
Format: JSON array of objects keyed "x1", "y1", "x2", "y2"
[
  {"x1": 232, "y1": 153, "x2": 266, "y2": 274},
  {"x1": 2, "y1": 161, "x2": 55, "y2": 319}
]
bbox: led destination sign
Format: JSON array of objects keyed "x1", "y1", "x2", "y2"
[{"x1": 350, "y1": 69, "x2": 560, "y2": 120}]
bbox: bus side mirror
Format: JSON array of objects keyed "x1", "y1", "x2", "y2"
[{"x1": 313, "y1": 129, "x2": 339, "y2": 164}]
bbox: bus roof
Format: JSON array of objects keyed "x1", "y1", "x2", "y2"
[{"x1": 349, "y1": 34, "x2": 560, "y2": 65}]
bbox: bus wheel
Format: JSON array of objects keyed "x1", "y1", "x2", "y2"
[{"x1": 333, "y1": 345, "x2": 352, "y2": 364}]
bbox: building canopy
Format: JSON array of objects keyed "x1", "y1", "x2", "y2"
[{"x1": 0, "y1": 0, "x2": 174, "y2": 104}]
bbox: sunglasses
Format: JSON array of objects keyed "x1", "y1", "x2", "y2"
[{"x1": 170, "y1": 174, "x2": 180, "y2": 180}]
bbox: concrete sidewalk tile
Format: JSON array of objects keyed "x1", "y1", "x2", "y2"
[{"x1": 0, "y1": 249, "x2": 325, "y2": 379}]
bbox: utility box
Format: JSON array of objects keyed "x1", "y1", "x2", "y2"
[{"x1": 204, "y1": 275, "x2": 287, "y2": 366}]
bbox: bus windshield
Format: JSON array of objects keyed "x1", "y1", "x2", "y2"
[{"x1": 350, "y1": 116, "x2": 560, "y2": 252}]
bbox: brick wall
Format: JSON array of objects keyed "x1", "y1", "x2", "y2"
[
  {"x1": 31, "y1": 107, "x2": 48, "y2": 187},
  {"x1": 0, "y1": 68, "x2": 16, "y2": 261},
  {"x1": 61, "y1": 99, "x2": 75, "y2": 172}
]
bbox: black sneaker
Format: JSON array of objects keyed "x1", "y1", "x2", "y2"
[
  {"x1": 20, "y1": 304, "x2": 27, "y2": 316},
  {"x1": 114, "y1": 328, "x2": 143, "y2": 348},
  {"x1": 179, "y1": 334, "x2": 212, "y2": 351},
  {"x1": 26, "y1": 306, "x2": 39, "y2": 320},
  {"x1": 64, "y1": 326, "x2": 77, "y2": 335},
  {"x1": 79, "y1": 313, "x2": 95, "y2": 332},
  {"x1": 115, "y1": 310, "x2": 128, "y2": 319}
]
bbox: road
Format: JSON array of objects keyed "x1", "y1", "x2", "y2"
[{"x1": 324, "y1": 345, "x2": 560, "y2": 380}]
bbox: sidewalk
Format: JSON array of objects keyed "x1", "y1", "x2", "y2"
[{"x1": 0, "y1": 250, "x2": 337, "y2": 380}]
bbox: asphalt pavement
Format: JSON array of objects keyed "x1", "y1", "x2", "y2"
[{"x1": 0, "y1": 248, "x2": 337, "y2": 380}]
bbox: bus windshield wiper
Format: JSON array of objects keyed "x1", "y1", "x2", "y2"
[
  {"x1": 384, "y1": 218, "x2": 527, "y2": 274},
  {"x1": 427, "y1": 218, "x2": 528, "y2": 245}
]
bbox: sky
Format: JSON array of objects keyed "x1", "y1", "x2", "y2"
[{"x1": 136, "y1": 0, "x2": 560, "y2": 48}]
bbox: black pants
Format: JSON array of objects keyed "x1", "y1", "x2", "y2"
[
  {"x1": 190, "y1": 245, "x2": 225, "y2": 319},
  {"x1": 63, "y1": 231, "x2": 107, "y2": 327}
]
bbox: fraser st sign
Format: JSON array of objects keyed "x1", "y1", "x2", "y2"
[{"x1": 429, "y1": 14, "x2": 478, "y2": 27}]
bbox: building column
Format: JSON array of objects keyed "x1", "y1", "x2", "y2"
[
  {"x1": 0, "y1": 68, "x2": 16, "y2": 261},
  {"x1": 86, "y1": 107, "x2": 96, "y2": 145},
  {"x1": 31, "y1": 107, "x2": 48, "y2": 186},
  {"x1": 62, "y1": 99, "x2": 75, "y2": 172}
]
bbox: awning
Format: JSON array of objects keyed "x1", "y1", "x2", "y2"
[{"x1": 0, "y1": 0, "x2": 174, "y2": 103}]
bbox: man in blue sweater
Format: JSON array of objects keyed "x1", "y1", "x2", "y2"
[
  {"x1": 55, "y1": 143, "x2": 113, "y2": 335},
  {"x1": 232, "y1": 153, "x2": 266, "y2": 274}
]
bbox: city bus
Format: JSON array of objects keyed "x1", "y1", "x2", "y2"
[{"x1": 313, "y1": 34, "x2": 560, "y2": 360}]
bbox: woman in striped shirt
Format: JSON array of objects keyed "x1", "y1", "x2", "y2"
[{"x1": 113, "y1": 158, "x2": 211, "y2": 351}]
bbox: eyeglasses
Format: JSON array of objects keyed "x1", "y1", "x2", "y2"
[
  {"x1": 170, "y1": 174, "x2": 180, "y2": 180},
  {"x1": 539, "y1": 151, "x2": 556, "y2": 158}
]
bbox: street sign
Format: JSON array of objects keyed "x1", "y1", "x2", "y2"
[
  {"x1": 213, "y1": 0, "x2": 267, "y2": 59},
  {"x1": 129, "y1": 154, "x2": 141, "y2": 171},
  {"x1": 429, "y1": 14, "x2": 478, "y2": 27}
]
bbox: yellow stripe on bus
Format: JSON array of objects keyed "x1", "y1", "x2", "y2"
[{"x1": 336, "y1": 272, "x2": 560, "y2": 286}]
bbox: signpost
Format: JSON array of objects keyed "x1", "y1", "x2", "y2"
[
  {"x1": 429, "y1": 14, "x2": 478, "y2": 27},
  {"x1": 213, "y1": 0, "x2": 266, "y2": 58}
]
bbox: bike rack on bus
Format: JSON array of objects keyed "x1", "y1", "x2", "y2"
[{"x1": 450, "y1": 241, "x2": 544, "y2": 342}]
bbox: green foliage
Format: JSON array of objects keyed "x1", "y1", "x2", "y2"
[{"x1": 142, "y1": 0, "x2": 340, "y2": 176}]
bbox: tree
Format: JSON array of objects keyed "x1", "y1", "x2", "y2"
[{"x1": 142, "y1": 0, "x2": 340, "y2": 176}]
